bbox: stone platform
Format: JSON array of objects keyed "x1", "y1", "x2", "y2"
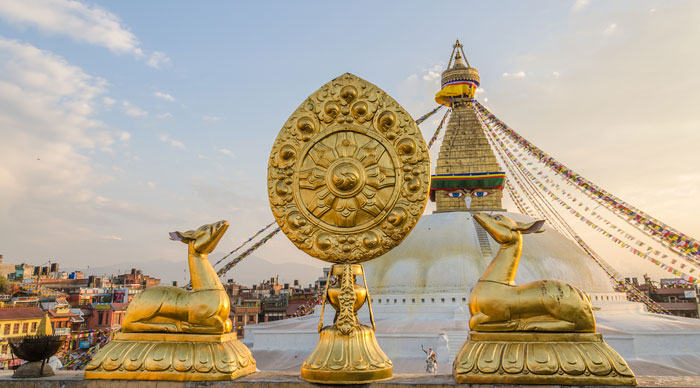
[{"x1": 1, "y1": 371, "x2": 699, "y2": 388}]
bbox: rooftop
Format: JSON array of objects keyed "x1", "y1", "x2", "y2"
[{"x1": 0, "y1": 306, "x2": 44, "y2": 321}]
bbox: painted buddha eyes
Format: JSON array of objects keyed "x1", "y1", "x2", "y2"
[{"x1": 444, "y1": 190, "x2": 492, "y2": 198}]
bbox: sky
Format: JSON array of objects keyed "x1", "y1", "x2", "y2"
[{"x1": 0, "y1": 0, "x2": 698, "y2": 285}]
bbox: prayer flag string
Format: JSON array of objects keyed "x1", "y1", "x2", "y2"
[
  {"x1": 475, "y1": 101, "x2": 700, "y2": 263},
  {"x1": 477, "y1": 107, "x2": 671, "y2": 313},
  {"x1": 415, "y1": 105, "x2": 444, "y2": 125},
  {"x1": 427, "y1": 108, "x2": 451, "y2": 149},
  {"x1": 212, "y1": 221, "x2": 277, "y2": 268},
  {"x1": 216, "y1": 228, "x2": 281, "y2": 278}
]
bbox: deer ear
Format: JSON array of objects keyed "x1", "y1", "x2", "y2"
[
  {"x1": 169, "y1": 230, "x2": 195, "y2": 243},
  {"x1": 515, "y1": 219, "x2": 545, "y2": 234}
]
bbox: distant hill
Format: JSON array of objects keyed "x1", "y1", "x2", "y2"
[{"x1": 67, "y1": 255, "x2": 325, "y2": 288}]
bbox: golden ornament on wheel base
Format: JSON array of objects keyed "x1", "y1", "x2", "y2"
[
  {"x1": 453, "y1": 212, "x2": 637, "y2": 386},
  {"x1": 268, "y1": 73, "x2": 431, "y2": 383},
  {"x1": 85, "y1": 220, "x2": 256, "y2": 381},
  {"x1": 301, "y1": 264, "x2": 392, "y2": 384}
]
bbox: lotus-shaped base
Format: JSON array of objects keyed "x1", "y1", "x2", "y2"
[
  {"x1": 84, "y1": 332, "x2": 255, "y2": 381},
  {"x1": 453, "y1": 331, "x2": 637, "y2": 385},
  {"x1": 301, "y1": 324, "x2": 392, "y2": 384}
]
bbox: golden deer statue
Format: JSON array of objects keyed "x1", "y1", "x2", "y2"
[
  {"x1": 122, "y1": 220, "x2": 232, "y2": 334},
  {"x1": 470, "y1": 212, "x2": 596, "y2": 332},
  {"x1": 454, "y1": 212, "x2": 636, "y2": 384}
]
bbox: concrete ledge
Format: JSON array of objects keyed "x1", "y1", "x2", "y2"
[{"x1": 0, "y1": 371, "x2": 699, "y2": 388}]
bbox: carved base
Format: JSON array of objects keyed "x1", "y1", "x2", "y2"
[
  {"x1": 84, "y1": 332, "x2": 256, "y2": 381},
  {"x1": 453, "y1": 331, "x2": 637, "y2": 386},
  {"x1": 301, "y1": 324, "x2": 393, "y2": 384}
]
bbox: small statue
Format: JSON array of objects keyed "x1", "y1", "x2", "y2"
[
  {"x1": 121, "y1": 220, "x2": 233, "y2": 334},
  {"x1": 470, "y1": 212, "x2": 595, "y2": 332},
  {"x1": 421, "y1": 345, "x2": 437, "y2": 374}
]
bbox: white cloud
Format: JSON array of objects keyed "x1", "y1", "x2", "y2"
[
  {"x1": 552, "y1": 71, "x2": 561, "y2": 79},
  {"x1": 218, "y1": 148, "x2": 234, "y2": 157},
  {"x1": 155, "y1": 112, "x2": 173, "y2": 119},
  {"x1": 422, "y1": 71, "x2": 440, "y2": 81},
  {"x1": 122, "y1": 100, "x2": 147, "y2": 117},
  {"x1": 153, "y1": 91, "x2": 175, "y2": 102},
  {"x1": 146, "y1": 51, "x2": 170, "y2": 69},
  {"x1": 0, "y1": 0, "x2": 169, "y2": 68},
  {"x1": 502, "y1": 71, "x2": 526, "y2": 79},
  {"x1": 102, "y1": 235, "x2": 122, "y2": 241},
  {"x1": 203, "y1": 115, "x2": 222, "y2": 122},
  {"x1": 572, "y1": 0, "x2": 589, "y2": 12},
  {"x1": 102, "y1": 96, "x2": 115, "y2": 107},
  {"x1": 0, "y1": 37, "x2": 142, "y2": 242},
  {"x1": 147, "y1": 181, "x2": 156, "y2": 189},
  {"x1": 603, "y1": 23, "x2": 618, "y2": 35},
  {"x1": 159, "y1": 134, "x2": 185, "y2": 149}
]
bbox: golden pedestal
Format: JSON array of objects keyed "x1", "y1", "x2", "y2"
[
  {"x1": 300, "y1": 264, "x2": 392, "y2": 384},
  {"x1": 453, "y1": 332, "x2": 637, "y2": 386},
  {"x1": 301, "y1": 325, "x2": 392, "y2": 384},
  {"x1": 84, "y1": 332, "x2": 256, "y2": 381}
]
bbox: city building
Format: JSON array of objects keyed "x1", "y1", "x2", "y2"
[
  {"x1": 636, "y1": 277, "x2": 700, "y2": 318},
  {"x1": 111, "y1": 269, "x2": 160, "y2": 290},
  {"x1": 229, "y1": 298, "x2": 261, "y2": 338},
  {"x1": 84, "y1": 303, "x2": 128, "y2": 331},
  {"x1": 46, "y1": 298, "x2": 78, "y2": 335}
]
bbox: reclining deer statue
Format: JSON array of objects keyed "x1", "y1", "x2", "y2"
[
  {"x1": 122, "y1": 220, "x2": 233, "y2": 334},
  {"x1": 469, "y1": 212, "x2": 596, "y2": 332}
]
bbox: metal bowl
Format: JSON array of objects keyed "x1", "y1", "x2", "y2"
[{"x1": 8, "y1": 335, "x2": 66, "y2": 362}]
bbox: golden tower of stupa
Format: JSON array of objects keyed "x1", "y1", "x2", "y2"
[{"x1": 431, "y1": 40, "x2": 505, "y2": 212}]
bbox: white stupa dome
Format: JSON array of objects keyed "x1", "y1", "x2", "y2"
[
  {"x1": 247, "y1": 210, "x2": 700, "y2": 375},
  {"x1": 365, "y1": 211, "x2": 616, "y2": 298}
]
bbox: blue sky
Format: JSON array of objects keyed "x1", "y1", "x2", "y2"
[{"x1": 1, "y1": 0, "x2": 698, "y2": 284}]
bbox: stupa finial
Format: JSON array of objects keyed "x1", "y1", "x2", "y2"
[
  {"x1": 448, "y1": 39, "x2": 470, "y2": 69},
  {"x1": 436, "y1": 40, "x2": 480, "y2": 106}
]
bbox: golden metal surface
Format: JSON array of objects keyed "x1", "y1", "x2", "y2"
[
  {"x1": 86, "y1": 221, "x2": 256, "y2": 381},
  {"x1": 84, "y1": 332, "x2": 256, "y2": 381},
  {"x1": 36, "y1": 313, "x2": 52, "y2": 335},
  {"x1": 268, "y1": 73, "x2": 430, "y2": 264},
  {"x1": 122, "y1": 220, "x2": 233, "y2": 334},
  {"x1": 454, "y1": 212, "x2": 636, "y2": 385},
  {"x1": 470, "y1": 212, "x2": 595, "y2": 332},
  {"x1": 453, "y1": 332, "x2": 636, "y2": 385},
  {"x1": 301, "y1": 263, "x2": 392, "y2": 384},
  {"x1": 270, "y1": 74, "x2": 429, "y2": 383},
  {"x1": 301, "y1": 325, "x2": 392, "y2": 384}
]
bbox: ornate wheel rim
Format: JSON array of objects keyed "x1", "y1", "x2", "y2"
[{"x1": 268, "y1": 73, "x2": 430, "y2": 263}]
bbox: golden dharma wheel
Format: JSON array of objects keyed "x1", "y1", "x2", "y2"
[{"x1": 268, "y1": 73, "x2": 430, "y2": 263}]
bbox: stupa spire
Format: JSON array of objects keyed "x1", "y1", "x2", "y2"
[{"x1": 430, "y1": 40, "x2": 505, "y2": 212}]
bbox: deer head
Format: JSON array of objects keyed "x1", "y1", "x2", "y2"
[
  {"x1": 473, "y1": 212, "x2": 545, "y2": 244},
  {"x1": 169, "y1": 220, "x2": 229, "y2": 255}
]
